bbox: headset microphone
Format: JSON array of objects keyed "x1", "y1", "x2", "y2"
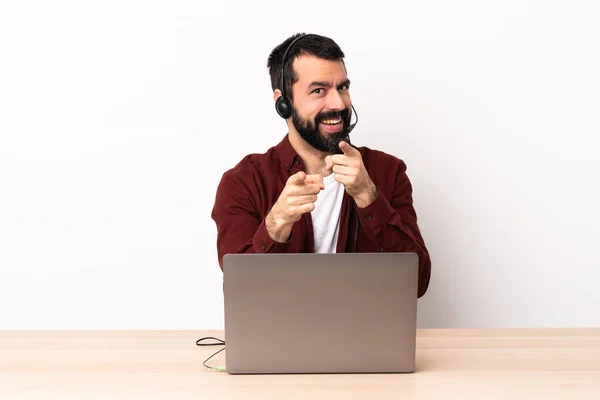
[{"x1": 346, "y1": 104, "x2": 359, "y2": 134}]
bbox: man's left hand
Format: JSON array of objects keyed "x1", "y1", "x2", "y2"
[{"x1": 325, "y1": 141, "x2": 377, "y2": 208}]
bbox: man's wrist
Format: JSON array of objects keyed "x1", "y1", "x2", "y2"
[
  {"x1": 266, "y1": 209, "x2": 292, "y2": 243},
  {"x1": 354, "y1": 184, "x2": 378, "y2": 208}
]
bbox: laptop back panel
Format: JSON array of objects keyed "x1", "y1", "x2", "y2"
[{"x1": 223, "y1": 252, "x2": 418, "y2": 374}]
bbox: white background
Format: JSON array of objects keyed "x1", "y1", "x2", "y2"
[{"x1": 1, "y1": 0, "x2": 599, "y2": 329}]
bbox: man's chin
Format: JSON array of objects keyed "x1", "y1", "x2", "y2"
[
  {"x1": 295, "y1": 124, "x2": 349, "y2": 154},
  {"x1": 324, "y1": 138, "x2": 348, "y2": 154}
]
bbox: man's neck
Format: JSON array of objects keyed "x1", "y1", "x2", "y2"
[{"x1": 288, "y1": 129, "x2": 333, "y2": 177}]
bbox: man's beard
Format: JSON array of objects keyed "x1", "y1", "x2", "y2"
[{"x1": 291, "y1": 107, "x2": 352, "y2": 154}]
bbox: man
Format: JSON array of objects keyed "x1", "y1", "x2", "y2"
[{"x1": 211, "y1": 33, "x2": 431, "y2": 297}]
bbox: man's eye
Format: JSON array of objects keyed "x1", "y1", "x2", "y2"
[
  {"x1": 312, "y1": 88, "x2": 324, "y2": 94},
  {"x1": 339, "y1": 85, "x2": 349, "y2": 90}
]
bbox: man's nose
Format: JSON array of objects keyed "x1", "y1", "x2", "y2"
[{"x1": 325, "y1": 89, "x2": 345, "y2": 111}]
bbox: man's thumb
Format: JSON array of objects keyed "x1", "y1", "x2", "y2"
[{"x1": 325, "y1": 156, "x2": 333, "y2": 170}]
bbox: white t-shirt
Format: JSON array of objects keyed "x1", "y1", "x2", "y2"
[{"x1": 311, "y1": 173, "x2": 345, "y2": 253}]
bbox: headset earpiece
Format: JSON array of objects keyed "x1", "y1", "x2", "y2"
[{"x1": 275, "y1": 95, "x2": 292, "y2": 119}]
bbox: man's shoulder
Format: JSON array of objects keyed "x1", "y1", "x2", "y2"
[
  {"x1": 220, "y1": 143, "x2": 280, "y2": 182},
  {"x1": 357, "y1": 144, "x2": 407, "y2": 171}
]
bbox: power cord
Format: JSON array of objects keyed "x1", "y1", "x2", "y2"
[{"x1": 196, "y1": 336, "x2": 226, "y2": 372}]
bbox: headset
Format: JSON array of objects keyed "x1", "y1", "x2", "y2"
[{"x1": 275, "y1": 33, "x2": 358, "y2": 134}]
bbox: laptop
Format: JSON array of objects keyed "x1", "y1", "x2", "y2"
[{"x1": 222, "y1": 252, "x2": 419, "y2": 374}]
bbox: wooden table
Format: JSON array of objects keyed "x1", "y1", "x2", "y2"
[{"x1": 2, "y1": 329, "x2": 600, "y2": 399}]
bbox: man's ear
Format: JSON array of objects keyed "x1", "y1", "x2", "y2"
[{"x1": 273, "y1": 89, "x2": 282, "y2": 103}]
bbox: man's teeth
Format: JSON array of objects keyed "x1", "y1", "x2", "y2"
[{"x1": 321, "y1": 118, "x2": 342, "y2": 125}]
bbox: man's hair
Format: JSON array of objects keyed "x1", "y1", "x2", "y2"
[{"x1": 267, "y1": 33, "x2": 345, "y2": 101}]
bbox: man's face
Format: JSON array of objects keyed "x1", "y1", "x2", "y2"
[{"x1": 287, "y1": 55, "x2": 353, "y2": 154}]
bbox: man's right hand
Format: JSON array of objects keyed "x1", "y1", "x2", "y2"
[{"x1": 266, "y1": 171, "x2": 324, "y2": 243}]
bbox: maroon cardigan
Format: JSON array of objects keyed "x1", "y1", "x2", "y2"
[{"x1": 211, "y1": 134, "x2": 431, "y2": 297}]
